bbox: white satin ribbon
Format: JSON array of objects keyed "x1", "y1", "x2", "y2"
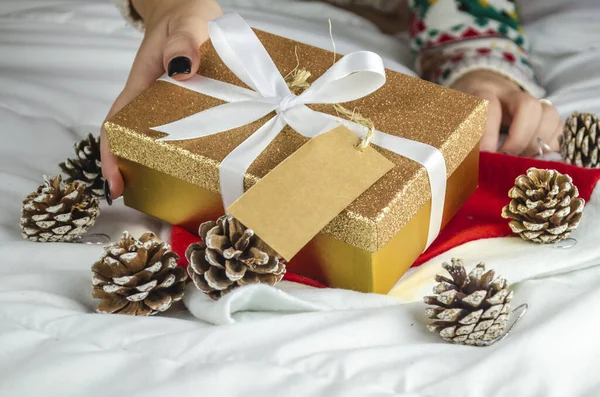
[{"x1": 152, "y1": 13, "x2": 446, "y2": 249}]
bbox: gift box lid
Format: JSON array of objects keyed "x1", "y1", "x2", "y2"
[{"x1": 105, "y1": 28, "x2": 486, "y2": 253}]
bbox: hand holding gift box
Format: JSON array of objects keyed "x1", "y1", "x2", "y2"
[{"x1": 105, "y1": 13, "x2": 486, "y2": 294}]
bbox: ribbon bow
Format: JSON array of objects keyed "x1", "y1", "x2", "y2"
[{"x1": 153, "y1": 13, "x2": 446, "y2": 249}]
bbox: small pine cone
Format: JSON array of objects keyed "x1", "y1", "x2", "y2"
[
  {"x1": 501, "y1": 168, "x2": 584, "y2": 244},
  {"x1": 560, "y1": 112, "x2": 600, "y2": 168},
  {"x1": 92, "y1": 232, "x2": 188, "y2": 316},
  {"x1": 186, "y1": 215, "x2": 285, "y2": 300},
  {"x1": 59, "y1": 133, "x2": 104, "y2": 198},
  {"x1": 424, "y1": 259, "x2": 513, "y2": 346},
  {"x1": 21, "y1": 175, "x2": 100, "y2": 242}
]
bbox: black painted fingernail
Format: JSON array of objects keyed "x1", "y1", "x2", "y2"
[
  {"x1": 168, "y1": 56, "x2": 191, "y2": 77},
  {"x1": 104, "y1": 179, "x2": 113, "y2": 206}
]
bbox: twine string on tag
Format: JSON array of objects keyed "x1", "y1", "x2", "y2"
[
  {"x1": 285, "y1": 69, "x2": 376, "y2": 150},
  {"x1": 329, "y1": 18, "x2": 337, "y2": 66},
  {"x1": 284, "y1": 21, "x2": 376, "y2": 151},
  {"x1": 334, "y1": 104, "x2": 376, "y2": 150}
]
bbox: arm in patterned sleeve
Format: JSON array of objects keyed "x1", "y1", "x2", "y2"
[{"x1": 409, "y1": 0, "x2": 545, "y2": 98}]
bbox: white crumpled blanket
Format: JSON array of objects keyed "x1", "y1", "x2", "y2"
[{"x1": 2, "y1": 1, "x2": 600, "y2": 396}]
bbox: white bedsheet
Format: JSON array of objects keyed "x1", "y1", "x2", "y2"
[{"x1": 1, "y1": 1, "x2": 600, "y2": 396}]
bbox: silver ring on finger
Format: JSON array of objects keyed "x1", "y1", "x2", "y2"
[{"x1": 536, "y1": 137, "x2": 555, "y2": 158}]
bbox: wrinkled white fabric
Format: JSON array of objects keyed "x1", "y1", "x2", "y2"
[{"x1": 1, "y1": 1, "x2": 600, "y2": 396}]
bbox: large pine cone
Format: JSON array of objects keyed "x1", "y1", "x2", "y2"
[
  {"x1": 425, "y1": 259, "x2": 513, "y2": 346},
  {"x1": 21, "y1": 175, "x2": 100, "y2": 242},
  {"x1": 186, "y1": 215, "x2": 285, "y2": 300},
  {"x1": 59, "y1": 133, "x2": 104, "y2": 198},
  {"x1": 560, "y1": 112, "x2": 600, "y2": 168},
  {"x1": 92, "y1": 232, "x2": 188, "y2": 316},
  {"x1": 501, "y1": 168, "x2": 584, "y2": 244}
]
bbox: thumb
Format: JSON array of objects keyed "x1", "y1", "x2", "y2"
[{"x1": 163, "y1": 16, "x2": 211, "y2": 80}]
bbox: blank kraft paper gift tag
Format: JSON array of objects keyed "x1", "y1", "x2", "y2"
[{"x1": 228, "y1": 125, "x2": 395, "y2": 260}]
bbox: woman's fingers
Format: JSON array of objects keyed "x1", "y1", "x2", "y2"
[
  {"x1": 123, "y1": 30, "x2": 167, "y2": 99},
  {"x1": 498, "y1": 92, "x2": 543, "y2": 155},
  {"x1": 473, "y1": 90, "x2": 503, "y2": 152},
  {"x1": 163, "y1": 10, "x2": 220, "y2": 80},
  {"x1": 163, "y1": 21, "x2": 203, "y2": 79},
  {"x1": 101, "y1": 31, "x2": 166, "y2": 199},
  {"x1": 496, "y1": 91, "x2": 563, "y2": 157},
  {"x1": 530, "y1": 102, "x2": 561, "y2": 156},
  {"x1": 99, "y1": 128, "x2": 123, "y2": 201},
  {"x1": 449, "y1": 71, "x2": 564, "y2": 158}
]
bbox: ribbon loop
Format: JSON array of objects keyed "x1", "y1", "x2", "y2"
[
  {"x1": 151, "y1": 13, "x2": 447, "y2": 252},
  {"x1": 298, "y1": 51, "x2": 386, "y2": 104},
  {"x1": 208, "y1": 13, "x2": 290, "y2": 98}
]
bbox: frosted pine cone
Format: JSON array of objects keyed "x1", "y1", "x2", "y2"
[
  {"x1": 59, "y1": 133, "x2": 104, "y2": 198},
  {"x1": 92, "y1": 232, "x2": 188, "y2": 316},
  {"x1": 186, "y1": 215, "x2": 285, "y2": 300},
  {"x1": 501, "y1": 168, "x2": 584, "y2": 244},
  {"x1": 21, "y1": 175, "x2": 100, "y2": 242},
  {"x1": 560, "y1": 112, "x2": 600, "y2": 168},
  {"x1": 425, "y1": 259, "x2": 513, "y2": 346}
]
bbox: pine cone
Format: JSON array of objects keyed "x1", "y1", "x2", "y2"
[
  {"x1": 21, "y1": 175, "x2": 100, "y2": 242},
  {"x1": 501, "y1": 168, "x2": 584, "y2": 244},
  {"x1": 92, "y1": 232, "x2": 188, "y2": 316},
  {"x1": 560, "y1": 112, "x2": 600, "y2": 168},
  {"x1": 186, "y1": 215, "x2": 285, "y2": 300},
  {"x1": 425, "y1": 259, "x2": 513, "y2": 346},
  {"x1": 59, "y1": 133, "x2": 104, "y2": 198}
]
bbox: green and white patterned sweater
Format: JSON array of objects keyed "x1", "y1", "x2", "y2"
[{"x1": 409, "y1": 0, "x2": 543, "y2": 97}]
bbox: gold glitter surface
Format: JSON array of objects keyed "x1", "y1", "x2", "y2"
[{"x1": 105, "y1": 29, "x2": 486, "y2": 253}]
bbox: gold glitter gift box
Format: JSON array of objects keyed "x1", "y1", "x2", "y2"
[{"x1": 105, "y1": 29, "x2": 486, "y2": 294}]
